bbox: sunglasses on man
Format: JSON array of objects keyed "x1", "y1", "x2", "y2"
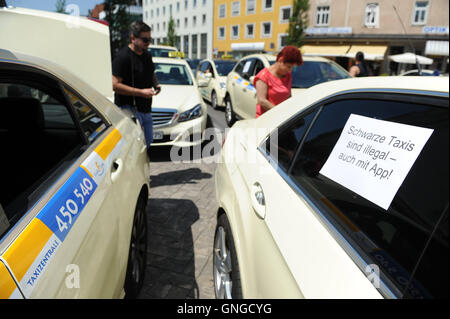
[{"x1": 138, "y1": 37, "x2": 151, "y2": 44}]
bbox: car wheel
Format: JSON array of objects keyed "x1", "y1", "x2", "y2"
[
  {"x1": 224, "y1": 96, "x2": 236, "y2": 127},
  {"x1": 124, "y1": 194, "x2": 148, "y2": 299},
  {"x1": 211, "y1": 91, "x2": 219, "y2": 109},
  {"x1": 213, "y1": 213, "x2": 242, "y2": 299}
]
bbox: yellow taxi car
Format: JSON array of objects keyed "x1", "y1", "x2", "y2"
[
  {"x1": 151, "y1": 57, "x2": 208, "y2": 147},
  {"x1": 0, "y1": 6, "x2": 149, "y2": 299},
  {"x1": 196, "y1": 59, "x2": 236, "y2": 109},
  {"x1": 224, "y1": 54, "x2": 351, "y2": 126},
  {"x1": 214, "y1": 76, "x2": 448, "y2": 298}
]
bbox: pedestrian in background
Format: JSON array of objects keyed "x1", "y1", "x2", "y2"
[
  {"x1": 112, "y1": 21, "x2": 161, "y2": 154},
  {"x1": 349, "y1": 51, "x2": 371, "y2": 77},
  {"x1": 254, "y1": 45, "x2": 303, "y2": 118}
]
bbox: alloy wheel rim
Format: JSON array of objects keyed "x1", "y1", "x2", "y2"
[
  {"x1": 131, "y1": 205, "x2": 147, "y2": 285},
  {"x1": 213, "y1": 226, "x2": 233, "y2": 299},
  {"x1": 212, "y1": 92, "x2": 217, "y2": 108},
  {"x1": 226, "y1": 101, "x2": 232, "y2": 123}
]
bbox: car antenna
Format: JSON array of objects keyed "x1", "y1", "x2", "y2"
[{"x1": 392, "y1": 4, "x2": 422, "y2": 75}]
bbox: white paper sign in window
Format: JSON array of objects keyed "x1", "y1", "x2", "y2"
[{"x1": 319, "y1": 114, "x2": 434, "y2": 210}]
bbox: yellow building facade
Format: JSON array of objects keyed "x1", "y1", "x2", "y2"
[{"x1": 213, "y1": 0, "x2": 294, "y2": 58}]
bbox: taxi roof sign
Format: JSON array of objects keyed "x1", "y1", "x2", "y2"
[{"x1": 168, "y1": 51, "x2": 185, "y2": 58}]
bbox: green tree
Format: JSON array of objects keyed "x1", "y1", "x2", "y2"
[
  {"x1": 55, "y1": 0, "x2": 67, "y2": 13},
  {"x1": 286, "y1": 0, "x2": 310, "y2": 48},
  {"x1": 166, "y1": 16, "x2": 177, "y2": 47},
  {"x1": 103, "y1": 0, "x2": 134, "y2": 59}
]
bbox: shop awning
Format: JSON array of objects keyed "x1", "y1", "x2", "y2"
[
  {"x1": 301, "y1": 44, "x2": 387, "y2": 61},
  {"x1": 231, "y1": 42, "x2": 265, "y2": 51},
  {"x1": 301, "y1": 45, "x2": 351, "y2": 57},
  {"x1": 425, "y1": 40, "x2": 449, "y2": 56},
  {"x1": 344, "y1": 45, "x2": 388, "y2": 61},
  {"x1": 389, "y1": 52, "x2": 433, "y2": 65}
]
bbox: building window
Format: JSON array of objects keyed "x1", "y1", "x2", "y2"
[
  {"x1": 262, "y1": 0, "x2": 273, "y2": 12},
  {"x1": 246, "y1": 0, "x2": 256, "y2": 15},
  {"x1": 193, "y1": 16, "x2": 197, "y2": 27},
  {"x1": 219, "y1": 4, "x2": 226, "y2": 18},
  {"x1": 177, "y1": 2, "x2": 180, "y2": 12},
  {"x1": 202, "y1": 14, "x2": 206, "y2": 25},
  {"x1": 261, "y1": 21, "x2": 272, "y2": 38},
  {"x1": 218, "y1": 26, "x2": 226, "y2": 40},
  {"x1": 412, "y1": 1, "x2": 429, "y2": 25},
  {"x1": 177, "y1": 19, "x2": 180, "y2": 28},
  {"x1": 185, "y1": 0, "x2": 188, "y2": 9},
  {"x1": 231, "y1": 25, "x2": 240, "y2": 39},
  {"x1": 185, "y1": 17, "x2": 188, "y2": 27},
  {"x1": 365, "y1": 3, "x2": 379, "y2": 27},
  {"x1": 245, "y1": 23, "x2": 255, "y2": 38},
  {"x1": 278, "y1": 33, "x2": 288, "y2": 50},
  {"x1": 316, "y1": 6, "x2": 330, "y2": 26},
  {"x1": 280, "y1": 5, "x2": 292, "y2": 24},
  {"x1": 232, "y1": 1, "x2": 240, "y2": 16},
  {"x1": 193, "y1": 0, "x2": 197, "y2": 8}
]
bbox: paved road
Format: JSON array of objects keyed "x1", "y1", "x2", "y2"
[{"x1": 138, "y1": 103, "x2": 227, "y2": 299}]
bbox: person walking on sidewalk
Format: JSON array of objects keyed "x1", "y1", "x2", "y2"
[{"x1": 112, "y1": 21, "x2": 161, "y2": 153}]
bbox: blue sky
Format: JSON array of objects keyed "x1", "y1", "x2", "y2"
[{"x1": 8, "y1": 0, "x2": 101, "y2": 16}]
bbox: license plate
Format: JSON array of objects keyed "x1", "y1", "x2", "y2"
[{"x1": 153, "y1": 131, "x2": 163, "y2": 140}]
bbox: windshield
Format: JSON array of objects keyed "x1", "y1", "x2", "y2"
[
  {"x1": 149, "y1": 48, "x2": 176, "y2": 57},
  {"x1": 291, "y1": 61, "x2": 350, "y2": 88},
  {"x1": 214, "y1": 61, "x2": 236, "y2": 76},
  {"x1": 154, "y1": 63, "x2": 193, "y2": 85}
]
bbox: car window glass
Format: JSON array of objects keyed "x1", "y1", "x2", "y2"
[
  {"x1": 253, "y1": 59, "x2": 265, "y2": 76},
  {"x1": 289, "y1": 97, "x2": 448, "y2": 298},
  {"x1": 154, "y1": 63, "x2": 193, "y2": 85},
  {"x1": 214, "y1": 61, "x2": 236, "y2": 76},
  {"x1": 0, "y1": 75, "x2": 85, "y2": 240},
  {"x1": 291, "y1": 61, "x2": 350, "y2": 89},
  {"x1": 63, "y1": 87, "x2": 107, "y2": 143},
  {"x1": 234, "y1": 60, "x2": 246, "y2": 75},
  {"x1": 264, "y1": 109, "x2": 318, "y2": 171},
  {"x1": 242, "y1": 59, "x2": 255, "y2": 79}
]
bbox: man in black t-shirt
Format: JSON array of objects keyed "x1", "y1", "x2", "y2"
[{"x1": 112, "y1": 21, "x2": 160, "y2": 150}]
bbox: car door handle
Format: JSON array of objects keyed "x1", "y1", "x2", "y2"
[
  {"x1": 242, "y1": 88, "x2": 247, "y2": 92},
  {"x1": 232, "y1": 82, "x2": 235, "y2": 86},
  {"x1": 250, "y1": 182, "x2": 266, "y2": 219},
  {"x1": 111, "y1": 158, "x2": 123, "y2": 183}
]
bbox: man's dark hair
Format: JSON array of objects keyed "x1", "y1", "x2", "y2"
[
  {"x1": 130, "y1": 21, "x2": 151, "y2": 38},
  {"x1": 355, "y1": 51, "x2": 365, "y2": 62}
]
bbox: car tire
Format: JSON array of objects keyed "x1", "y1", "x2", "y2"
[
  {"x1": 124, "y1": 194, "x2": 148, "y2": 299},
  {"x1": 211, "y1": 91, "x2": 219, "y2": 110},
  {"x1": 213, "y1": 213, "x2": 242, "y2": 299},
  {"x1": 224, "y1": 96, "x2": 236, "y2": 127}
]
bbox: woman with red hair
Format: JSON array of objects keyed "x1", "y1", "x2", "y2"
[{"x1": 254, "y1": 45, "x2": 303, "y2": 117}]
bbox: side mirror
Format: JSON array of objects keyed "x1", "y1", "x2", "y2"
[
  {"x1": 249, "y1": 76, "x2": 256, "y2": 84},
  {"x1": 204, "y1": 72, "x2": 213, "y2": 79},
  {"x1": 197, "y1": 80, "x2": 208, "y2": 87}
]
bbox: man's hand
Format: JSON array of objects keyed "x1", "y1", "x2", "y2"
[
  {"x1": 138, "y1": 88, "x2": 156, "y2": 99},
  {"x1": 154, "y1": 86, "x2": 162, "y2": 95}
]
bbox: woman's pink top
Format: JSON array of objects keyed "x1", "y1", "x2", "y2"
[{"x1": 254, "y1": 67, "x2": 292, "y2": 118}]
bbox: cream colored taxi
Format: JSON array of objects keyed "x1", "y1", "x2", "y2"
[
  {"x1": 151, "y1": 57, "x2": 207, "y2": 147},
  {"x1": 0, "y1": 6, "x2": 149, "y2": 298},
  {"x1": 224, "y1": 54, "x2": 351, "y2": 126},
  {"x1": 196, "y1": 59, "x2": 236, "y2": 109},
  {"x1": 214, "y1": 76, "x2": 449, "y2": 299}
]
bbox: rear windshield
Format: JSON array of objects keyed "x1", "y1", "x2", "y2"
[{"x1": 292, "y1": 61, "x2": 351, "y2": 88}]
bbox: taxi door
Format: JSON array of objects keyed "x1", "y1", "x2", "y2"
[{"x1": 232, "y1": 58, "x2": 255, "y2": 119}]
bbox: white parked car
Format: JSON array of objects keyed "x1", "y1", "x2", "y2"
[
  {"x1": 0, "y1": 6, "x2": 149, "y2": 299},
  {"x1": 151, "y1": 57, "x2": 207, "y2": 147},
  {"x1": 214, "y1": 76, "x2": 449, "y2": 299},
  {"x1": 224, "y1": 54, "x2": 351, "y2": 126},
  {"x1": 196, "y1": 59, "x2": 236, "y2": 109}
]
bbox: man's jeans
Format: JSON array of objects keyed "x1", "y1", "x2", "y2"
[{"x1": 120, "y1": 105, "x2": 153, "y2": 147}]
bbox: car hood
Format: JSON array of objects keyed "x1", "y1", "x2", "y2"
[{"x1": 152, "y1": 85, "x2": 202, "y2": 112}]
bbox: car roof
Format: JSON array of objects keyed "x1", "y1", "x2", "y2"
[
  {"x1": 149, "y1": 45, "x2": 177, "y2": 50},
  {"x1": 152, "y1": 57, "x2": 188, "y2": 65},
  {"x1": 236, "y1": 53, "x2": 335, "y2": 63},
  {"x1": 255, "y1": 76, "x2": 449, "y2": 131}
]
